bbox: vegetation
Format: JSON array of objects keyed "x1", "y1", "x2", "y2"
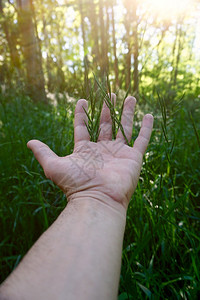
[
  {"x1": 0, "y1": 0, "x2": 200, "y2": 298},
  {"x1": 0, "y1": 87, "x2": 199, "y2": 298}
]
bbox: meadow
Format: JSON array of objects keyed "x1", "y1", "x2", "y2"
[{"x1": 0, "y1": 87, "x2": 199, "y2": 299}]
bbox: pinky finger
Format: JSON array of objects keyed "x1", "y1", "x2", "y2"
[{"x1": 133, "y1": 114, "x2": 154, "y2": 156}]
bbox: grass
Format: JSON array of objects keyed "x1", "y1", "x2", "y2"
[{"x1": 0, "y1": 88, "x2": 200, "y2": 299}]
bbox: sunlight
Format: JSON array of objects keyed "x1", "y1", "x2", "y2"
[
  {"x1": 57, "y1": 0, "x2": 65, "y2": 5},
  {"x1": 144, "y1": 0, "x2": 191, "y2": 20}
]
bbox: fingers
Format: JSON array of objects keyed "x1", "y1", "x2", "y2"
[
  {"x1": 116, "y1": 96, "x2": 136, "y2": 143},
  {"x1": 133, "y1": 114, "x2": 154, "y2": 155},
  {"x1": 27, "y1": 140, "x2": 58, "y2": 172},
  {"x1": 98, "y1": 93, "x2": 116, "y2": 141},
  {"x1": 74, "y1": 99, "x2": 90, "y2": 145}
]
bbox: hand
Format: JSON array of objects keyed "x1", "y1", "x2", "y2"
[{"x1": 27, "y1": 94, "x2": 153, "y2": 211}]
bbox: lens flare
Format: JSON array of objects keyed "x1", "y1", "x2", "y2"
[{"x1": 144, "y1": 0, "x2": 192, "y2": 20}]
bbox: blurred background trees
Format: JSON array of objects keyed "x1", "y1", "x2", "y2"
[{"x1": 0, "y1": 0, "x2": 199, "y2": 101}]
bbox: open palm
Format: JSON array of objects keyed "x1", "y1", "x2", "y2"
[{"x1": 27, "y1": 95, "x2": 153, "y2": 210}]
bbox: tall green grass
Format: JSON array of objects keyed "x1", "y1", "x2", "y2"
[{"x1": 0, "y1": 89, "x2": 199, "y2": 299}]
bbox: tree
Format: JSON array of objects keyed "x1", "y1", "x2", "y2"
[
  {"x1": 16, "y1": 0, "x2": 47, "y2": 102},
  {"x1": 171, "y1": 20, "x2": 184, "y2": 87},
  {"x1": 99, "y1": 0, "x2": 109, "y2": 78},
  {"x1": 79, "y1": 0, "x2": 89, "y2": 94},
  {"x1": 111, "y1": 2, "x2": 119, "y2": 89},
  {"x1": 0, "y1": 0, "x2": 23, "y2": 86},
  {"x1": 88, "y1": 0, "x2": 100, "y2": 71},
  {"x1": 132, "y1": 0, "x2": 139, "y2": 96},
  {"x1": 124, "y1": 0, "x2": 132, "y2": 91}
]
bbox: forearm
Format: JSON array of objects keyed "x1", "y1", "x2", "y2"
[{"x1": 0, "y1": 194, "x2": 126, "y2": 300}]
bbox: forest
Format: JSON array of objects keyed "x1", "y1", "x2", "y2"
[{"x1": 0, "y1": 0, "x2": 200, "y2": 298}]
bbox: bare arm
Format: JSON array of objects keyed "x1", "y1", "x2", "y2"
[{"x1": 0, "y1": 94, "x2": 153, "y2": 300}]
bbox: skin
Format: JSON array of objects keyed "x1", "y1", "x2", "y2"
[{"x1": 0, "y1": 94, "x2": 153, "y2": 300}]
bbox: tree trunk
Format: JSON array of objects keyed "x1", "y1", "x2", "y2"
[
  {"x1": 88, "y1": 1, "x2": 100, "y2": 72},
  {"x1": 99, "y1": 0, "x2": 108, "y2": 78},
  {"x1": 79, "y1": 0, "x2": 89, "y2": 95},
  {"x1": 124, "y1": 0, "x2": 132, "y2": 91},
  {"x1": 132, "y1": 0, "x2": 139, "y2": 97},
  {"x1": 41, "y1": 11, "x2": 53, "y2": 92},
  {"x1": 105, "y1": 0, "x2": 110, "y2": 75},
  {"x1": 16, "y1": 0, "x2": 47, "y2": 102},
  {"x1": 111, "y1": 4, "x2": 119, "y2": 90},
  {"x1": 173, "y1": 25, "x2": 183, "y2": 86},
  {"x1": 0, "y1": 0, "x2": 22, "y2": 83},
  {"x1": 56, "y1": 24, "x2": 66, "y2": 92},
  {"x1": 170, "y1": 22, "x2": 178, "y2": 84}
]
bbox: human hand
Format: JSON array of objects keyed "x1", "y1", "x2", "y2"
[{"x1": 27, "y1": 94, "x2": 153, "y2": 211}]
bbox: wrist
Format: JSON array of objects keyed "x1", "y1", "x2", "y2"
[{"x1": 66, "y1": 190, "x2": 127, "y2": 219}]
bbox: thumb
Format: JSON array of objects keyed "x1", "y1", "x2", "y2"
[{"x1": 27, "y1": 140, "x2": 58, "y2": 175}]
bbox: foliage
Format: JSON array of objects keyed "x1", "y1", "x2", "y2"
[
  {"x1": 120, "y1": 93, "x2": 200, "y2": 299},
  {"x1": 0, "y1": 0, "x2": 200, "y2": 98},
  {"x1": 0, "y1": 89, "x2": 199, "y2": 298},
  {"x1": 0, "y1": 91, "x2": 74, "y2": 281}
]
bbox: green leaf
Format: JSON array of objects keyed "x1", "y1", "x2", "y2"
[
  {"x1": 118, "y1": 292, "x2": 130, "y2": 300},
  {"x1": 136, "y1": 282, "x2": 152, "y2": 298}
]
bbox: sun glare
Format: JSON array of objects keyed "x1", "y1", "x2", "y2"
[{"x1": 145, "y1": 0, "x2": 192, "y2": 20}]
